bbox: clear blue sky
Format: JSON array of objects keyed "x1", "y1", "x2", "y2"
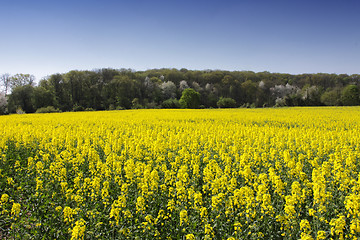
[{"x1": 1, "y1": 0, "x2": 359, "y2": 81}]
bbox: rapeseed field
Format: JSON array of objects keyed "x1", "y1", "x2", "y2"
[{"x1": 1, "y1": 107, "x2": 360, "y2": 239}]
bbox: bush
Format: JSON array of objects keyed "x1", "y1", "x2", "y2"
[
  {"x1": 116, "y1": 106, "x2": 125, "y2": 110},
  {"x1": 161, "y1": 98, "x2": 181, "y2": 109},
  {"x1": 274, "y1": 98, "x2": 286, "y2": 107},
  {"x1": 72, "y1": 104, "x2": 84, "y2": 112},
  {"x1": 145, "y1": 102, "x2": 159, "y2": 109},
  {"x1": 16, "y1": 107, "x2": 26, "y2": 114},
  {"x1": 240, "y1": 103, "x2": 251, "y2": 108},
  {"x1": 132, "y1": 98, "x2": 143, "y2": 109},
  {"x1": 107, "y1": 104, "x2": 114, "y2": 110},
  {"x1": 217, "y1": 97, "x2": 237, "y2": 108},
  {"x1": 35, "y1": 106, "x2": 61, "y2": 113}
]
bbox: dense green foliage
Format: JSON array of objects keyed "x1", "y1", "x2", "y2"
[
  {"x1": 1, "y1": 68, "x2": 360, "y2": 113},
  {"x1": 217, "y1": 97, "x2": 237, "y2": 108},
  {"x1": 161, "y1": 98, "x2": 181, "y2": 109},
  {"x1": 341, "y1": 85, "x2": 360, "y2": 106},
  {"x1": 179, "y1": 88, "x2": 201, "y2": 109},
  {"x1": 35, "y1": 106, "x2": 61, "y2": 114}
]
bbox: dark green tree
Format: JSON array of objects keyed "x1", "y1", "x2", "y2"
[
  {"x1": 241, "y1": 80, "x2": 258, "y2": 104},
  {"x1": 33, "y1": 86, "x2": 56, "y2": 109},
  {"x1": 8, "y1": 85, "x2": 35, "y2": 113},
  {"x1": 321, "y1": 89, "x2": 341, "y2": 106},
  {"x1": 46, "y1": 74, "x2": 70, "y2": 111},
  {"x1": 103, "y1": 75, "x2": 137, "y2": 109},
  {"x1": 341, "y1": 85, "x2": 359, "y2": 106},
  {"x1": 64, "y1": 71, "x2": 87, "y2": 107}
]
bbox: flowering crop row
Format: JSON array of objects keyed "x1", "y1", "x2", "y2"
[{"x1": 1, "y1": 107, "x2": 360, "y2": 239}]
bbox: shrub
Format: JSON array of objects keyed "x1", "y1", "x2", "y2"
[
  {"x1": 16, "y1": 107, "x2": 25, "y2": 114},
  {"x1": 132, "y1": 98, "x2": 143, "y2": 109},
  {"x1": 145, "y1": 102, "x2": 159, "y2": 109},
  {"x1": 72, "y1": 104, "x2": 84, "y2": 112},
  {"x1": 35, "y1": 106, "x2": 61, "y2": 113},
  {"x1": 240, "y1": 103, "x2": 251, "y2": 108},
  {"x1": 217, "y1": 97, "x2": 237, "y2": 108},
  {"x1": 116, "y1": 106, "x2": 125, "y2": 110},
  {"x1": 161, "y1": 98, "x2": 180, "y2": 109}
]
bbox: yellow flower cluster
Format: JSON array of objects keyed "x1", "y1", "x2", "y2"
[
  {"x1": 11, "y1": 203, "x2": 21, "y2": 219},
  {"x1": 1, "y1": 107, "x2": 360, "y2": 239},
  {"x1": 71, "y1": 218, "x2": 86, "y2": 240}
]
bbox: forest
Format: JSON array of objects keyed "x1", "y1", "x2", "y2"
[{"x1": 0, "y1": 68, "x2": 360, "y2": 114}]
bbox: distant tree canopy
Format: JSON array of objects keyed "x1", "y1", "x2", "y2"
[{"x1": 1, "y1": 68, "x2": 360, "y2": 114}]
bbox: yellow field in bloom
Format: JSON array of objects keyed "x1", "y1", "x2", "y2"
[{"x1": 1, "y1": 107, "x2": 360, "y2": 239}]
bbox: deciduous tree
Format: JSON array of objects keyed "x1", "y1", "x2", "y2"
[
  {"x1": 179, "y1": 88, "x2": 200, "y2": 109},
  {"x1": 0, "y1": 91, "x2": 7, "y2": 114},
  {"x1": 0, "y1": 73, "x2": 11, "y2": 95},
  {"x1": 341, "y1": 85, "x2": 359, "y2": 106}
]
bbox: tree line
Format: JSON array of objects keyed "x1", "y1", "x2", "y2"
[{"x1": 0, "y1": 68, "x2": 360, "y2": 114}]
